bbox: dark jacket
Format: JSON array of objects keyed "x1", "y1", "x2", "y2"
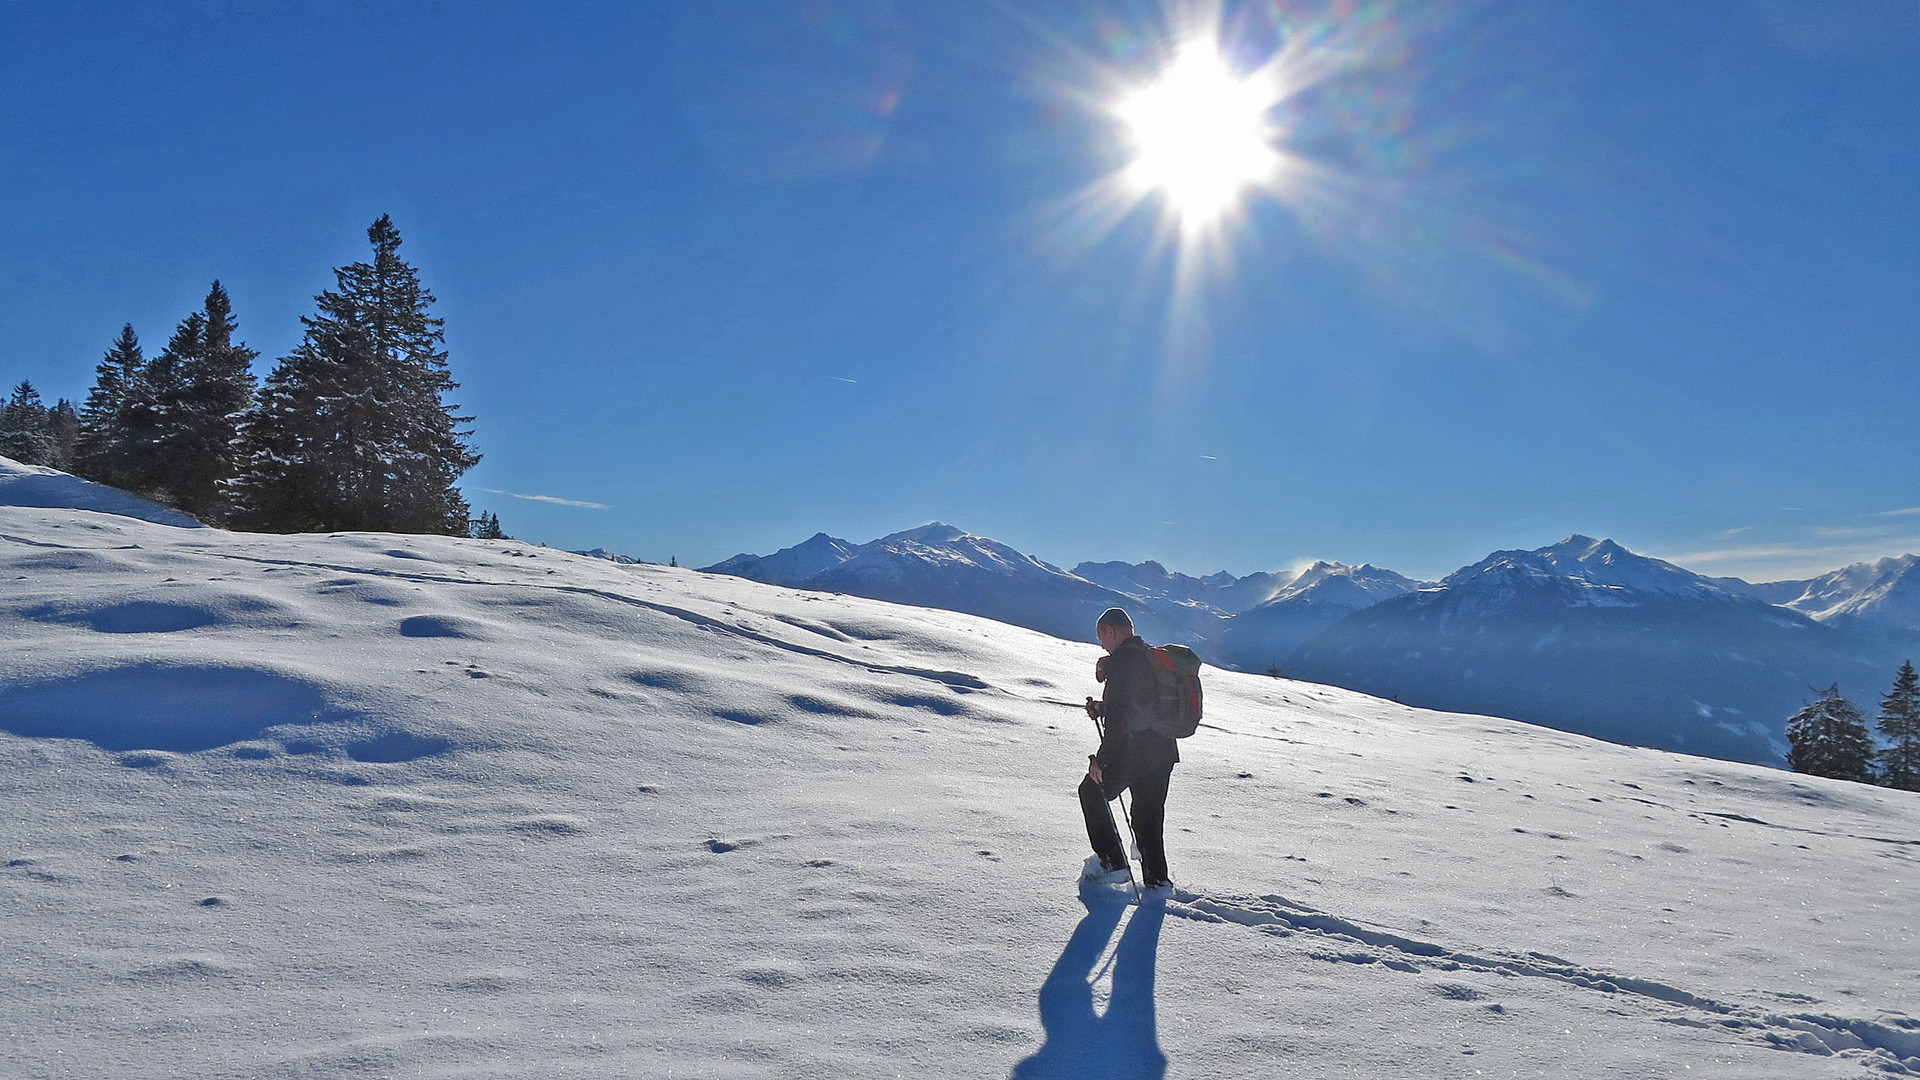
[{"x1": 1095, "y1": 636, "x2": 1179, "y2": 781}]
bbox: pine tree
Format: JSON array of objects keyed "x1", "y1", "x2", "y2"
[
  {"x1": 47, "y1": 399, "x2": 79, "y2": 470},
  {"x1": 138, "y1": 282, "x2": 258, "y2": 520},
  {"x1": 467, "y1": 510, "x2": 506, "y2": 540},
  {"x1": 1878, "y1": 661, "x2": 1920, "y2": 792},
  {"x1": 1785, "y1": 685, "x2": 1876, "y2": 783},
  {"x1": 0, "y1": 381, "x2": 57, "y2": 465},
  {"x1": 233, "y1": 215, "x2": 479, "y2": 534},
  {"x1": 118, "y1": 312, "x2": 202, "y2": 501},
  {"x1": 75, "y1": 324, "x2": 146, "y2": 484}
]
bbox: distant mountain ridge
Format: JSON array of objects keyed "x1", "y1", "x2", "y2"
[
  {"x1": 1215, "y1": 562, "x2": 1429, "y2": 672},
  {"x1": 702, "y1": 523, "x2": 1918, "y2": 769},
  {"x1": 1777, "y1": 554, "x2": 1920, "y2": 638},
  {"x1": 703, "y1": 523, "x2": 1319, "y2": 645},
  {"x1": 704, "y1": 532, "x2": 858, "y2": 584},
  {"x1": 1070, "y1": 559, "x2": 1294, "y2": 617},
  {"x1": 1444, "y1": 535, "x2": 1727, "y2": 605},
  {"x1": 1285, "y1": 535, "x2": 1905, "y2": 766},
  {"x1": 705, "y1": 524, "x2": 1186, "y2": 644}
]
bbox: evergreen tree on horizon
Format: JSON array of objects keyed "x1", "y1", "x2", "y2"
[
  {"x1": 47, "y1": 398, "x2": 79, "y2": 470},
  {"x1": 233, "y1": 215, "x2": 478, "y2": 534},
  {"x1": 0, "y1": 381, "x2": 57, "y2": 465},
  {"x1": 76, "y1": 324, "x2": 146, "y2": 484},
  {"x1": 1878, "y1": 661, "x2": 1920, "y2": 792},
  {"x1": 118, "y1": 312, "x2": 203, "y2": 500},
  {"x1": 144, "y1": 282, "x2": 258, "y2": 520},
  {"x1": 1785, "y1": 684, "x2": 1875, "y2": 783}
]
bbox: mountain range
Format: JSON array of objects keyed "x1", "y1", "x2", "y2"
[
  {"x1": 706, "y1": 526, "x2": 1920, "y2": 767},
  {"x1": 1285, "y1": 536, "x2": 1904, "y2": 765}
]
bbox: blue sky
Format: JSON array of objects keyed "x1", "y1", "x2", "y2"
[{"x1": 2, "y1": 1, "x2": 1915, "y2": 581}]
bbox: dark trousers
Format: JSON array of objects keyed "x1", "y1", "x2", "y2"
[{"x1": 1079, "y1": 758, "x2": 1174, "y2": 886}]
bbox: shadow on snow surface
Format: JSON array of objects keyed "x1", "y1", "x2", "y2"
[{"x1": 1012, "y1": 897, "x2": 1167, "y2": 1080}]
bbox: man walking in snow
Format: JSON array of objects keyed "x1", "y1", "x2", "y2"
[{"x1": 1081, "y1": 607, "x2": 1178, "y2": 890}]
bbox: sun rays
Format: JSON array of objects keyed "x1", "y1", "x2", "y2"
[
  {"x1": 1031, "y1": 2, "x2": 1356, "y2": 353},
  {"x1": 1113, "y1": 42, "x2": 1283, "y2": 227}
]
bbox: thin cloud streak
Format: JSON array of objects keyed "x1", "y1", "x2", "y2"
[
  {"x1": 1665, "y1": 535, "x2": 1920, "y2": 581},
  {"x1": 1879, "y1": 507, "x2": 1920, "y2": 517},
  {"x1": 480, "y1": 488, "x2": 611, "y2": 510}
]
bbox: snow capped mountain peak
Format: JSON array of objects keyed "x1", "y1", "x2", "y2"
[
  {"x1": 1213, "y1": 561, "x2": 1427, "y2": 671},
  {"x1": 1271, "y1": 561, "x2": 1425, "y2": 606},
  {"x1": 1446, "y1": 536, "x2": 1722, "y2": 606},
  {"x1": 876, "y1": 521, "x2": 969, "y2": 547},
  {"x1": 699, "y1": 531, "x2": 858, "y2": 583},
  {"x1": 1071, "y1": 559, "x2": 1294, "y2": 617},
  {"x1": 1542, "y1": 534, "x2": 1643, "y2": 570},
  {"x1": 1781, "y1": 553, "x2": 1920, "y2": 633},
  {"x1": 845, "y1": 523, "x2": 1067, "y2": 581},
  {"x1": 1283, "y1": 536, "x2": 1900, "y2": 766},
  {"x1": 1121, "y1": 559, "x2": 1173, "y2": 584}
]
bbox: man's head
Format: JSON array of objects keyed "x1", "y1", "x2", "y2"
[{"x1": 1095, "y1": 607, "x2": 1133, "y2": 653}]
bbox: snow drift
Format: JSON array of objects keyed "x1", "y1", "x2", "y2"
[
  {"x1": 0, "y1": 454, "x2": 201, "y2": 527},
  {"x1": 3, "y1": 491, "x2": 1918, "y2": 1077}
]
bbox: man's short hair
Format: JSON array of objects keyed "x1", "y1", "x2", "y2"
[{"x1": 1096, "y1": 607, "x2": 1133, "y2": 631}]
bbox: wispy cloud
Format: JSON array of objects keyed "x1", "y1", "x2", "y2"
[
  {"x1": 1879, "y1": 507, "x2": 1920, "y2": 517},
  {"x1": 1666, "y1": 535, "x2": 1920, "y2": 580},
  {"x1": 480, "y1": 488, "x2": 610, "y2": 510}
]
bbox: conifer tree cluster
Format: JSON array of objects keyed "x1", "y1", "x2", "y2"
[
  {"x1": 102, "y1": 282, "x2": 261, "y2": 520},
  {"x1": 0, "y1": 382, "x2": 78, "y2": 468},
  {"x1": 231, "y1": 216, "x2": 478, "y2": 534},
  {"x1": 8, "y1": 216, "x2": 491, "y2": 537},
  {"x1": 1784, "y1": 662, "x2": 1920, "y2": 789}
]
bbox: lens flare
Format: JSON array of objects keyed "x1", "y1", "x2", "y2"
[
  {"x1": 1024, "y1": 1, "x2": 1568, "y2": 363},
  {"x1": 1114, "y1": 44, "x2": 1280, "y2": 225}
]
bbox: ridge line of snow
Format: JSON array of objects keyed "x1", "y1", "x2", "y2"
[{"x1": 199, "y1": 549, "x2": 998, "y2": 692}]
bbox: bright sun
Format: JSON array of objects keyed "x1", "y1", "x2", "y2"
[{"x1": 1114, "y1": 44, "x2": 1279, "y2": 226}]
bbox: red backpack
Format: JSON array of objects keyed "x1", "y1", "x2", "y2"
[{"x1": 1147, "y1": 644, "x2": 1204, "y2": 738}]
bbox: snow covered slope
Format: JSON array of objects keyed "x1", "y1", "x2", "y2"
[
  {"x1": 5, "y1": 508, "x2": 1917, "y2": 1078},
  {"x1": 1287, "y1": 537, "x2": 1896, "y2": 765},
  {"x1": 0, "y1": 454, "x2": 201, "y2": 528}
]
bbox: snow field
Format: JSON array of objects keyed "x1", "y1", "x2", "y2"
[{"x1": 3, "y1": 505, "x2": 1916, "y2": 1078}]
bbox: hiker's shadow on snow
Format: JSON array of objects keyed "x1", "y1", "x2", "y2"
[{"x1": 1011, "y1": 898, "x2": 1167, "y2": 1080}]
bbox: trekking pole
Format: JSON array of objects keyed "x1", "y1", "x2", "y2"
[{"x1": 1085, "y1": 698, "x2": 1142, "y2": 904}]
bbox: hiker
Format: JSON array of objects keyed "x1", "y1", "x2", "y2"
[{"x1": 1080, "y1": 607, "x2": 1179, "y2": 890}]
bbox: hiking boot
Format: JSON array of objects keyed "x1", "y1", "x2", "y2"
[{"x1": 1082, "y1": 853, "x2": 1130, "y2": 884}]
